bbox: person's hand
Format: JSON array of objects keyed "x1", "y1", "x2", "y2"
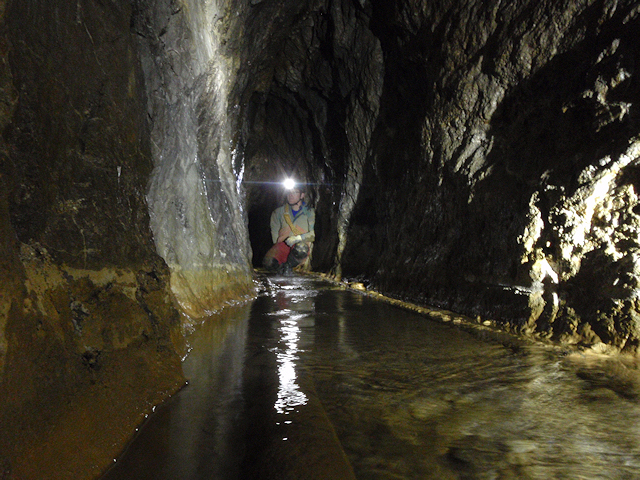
[{"x1": 285, "y1": 235, "x2": 303, "y2": 246}]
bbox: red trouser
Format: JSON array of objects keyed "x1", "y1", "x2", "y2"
[{"x1": 263, "y1": 242, "x2": 291, "y2": 265}]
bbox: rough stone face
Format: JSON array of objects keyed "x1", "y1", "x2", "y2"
[
  {"x1": 0, "y1": 1, "x2": 184, "y2": 477},
  {"x1": 341, "y1": 0, "x2": 640, "y2": 351},
  {"x1": 132, "y1": 0, "x2": 255, "y2": 318},
  {"x1": 206, "y1": 0, "x2": 640, "y2": 353}
]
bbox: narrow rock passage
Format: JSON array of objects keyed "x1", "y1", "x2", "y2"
[{"x1": 102, "y1": 275, "x2": 640, "y2": 480}]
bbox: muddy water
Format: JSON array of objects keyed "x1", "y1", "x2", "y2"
[{"x1": 102, "y1": 275, "x2": 640, "y2": 479}]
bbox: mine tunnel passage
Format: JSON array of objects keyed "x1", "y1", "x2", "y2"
[
  {"x1": 4, "y1": 0, "x2": 640, "y2": 478},
  {"x1": 102, "y1": 275, "x2": 640, "y2": 480}
]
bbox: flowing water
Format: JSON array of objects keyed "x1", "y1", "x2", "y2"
[{"x1": 102, "y1": 275, "x2": 640, "y2": 479}]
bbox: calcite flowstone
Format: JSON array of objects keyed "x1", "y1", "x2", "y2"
[{"x1": 134, "y1": 0, "x2": 256, "y2": 316}]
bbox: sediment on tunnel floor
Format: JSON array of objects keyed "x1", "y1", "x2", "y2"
[{"x1": 318, "y1": 272, "x2": 617, "y2": 357}]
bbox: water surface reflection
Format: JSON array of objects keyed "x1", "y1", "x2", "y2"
[
  {"x1": 102, "y1": 275, "x2": 640, "y2": 480},
  {"x1": 273, "y1": 313, "x2": 308, "y2": 415},
  {"x1": 102, "y1": 305, "x2": 250, "y2": 480},
  {"x1": 305, "y1": 285, "x2": 640, "y2": 479}
]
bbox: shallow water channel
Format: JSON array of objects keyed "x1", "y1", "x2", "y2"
[{"x1": 102, "y1": 275, "x2": 640, "y2": 479}]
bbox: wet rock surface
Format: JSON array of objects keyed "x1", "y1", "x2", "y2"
[
  {"x1": 340, "y1": 0, "x2": 640, "y2": 350},
  {"x1": 1, "y1": 0, "x2": 640, "y2": 478},
  {"x1": 132, "y1": 0, "x2": 255, "y2": 317},
  {"x1": 0, "y1": 1, "x2": 184, "y2": 478}
]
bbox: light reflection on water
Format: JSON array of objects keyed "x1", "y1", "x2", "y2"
[
  {"x1": 274, "y1": 314, "x2": 309, "y2": 415},
  {"x1": 101, "y1": 305, "x2": 251, "y2": 480},
  {"x1": 102, "y1": 275, "x2": 640, "y2": 480}
]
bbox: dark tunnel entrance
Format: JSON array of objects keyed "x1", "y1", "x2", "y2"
[{"x1": 241, "y1": 91, "x2": 319, "y2": 269}]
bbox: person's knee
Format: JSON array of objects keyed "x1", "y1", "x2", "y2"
[{"x1": 287, "y1": 243, "x2": 309, "y2": 266}]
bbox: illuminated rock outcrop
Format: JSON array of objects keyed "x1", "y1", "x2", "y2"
[
  {"x1": 341, "y1": 0, "x2": 640, "y2": 351},
  {"x1": 133, "y1": 0, "x2": 255, "y2": 318}
]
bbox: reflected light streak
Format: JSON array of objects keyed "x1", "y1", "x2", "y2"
[
  {"x1": 274, "y1": 318, "x2": 308, "y2": 414},
  {"x1": 241, "y1": 180, "x2": 331, "y2": 188}
]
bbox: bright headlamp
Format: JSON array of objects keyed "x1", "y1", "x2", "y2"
[{"x1": 282, "y1": 178, "x2": 296, "y2": 190}]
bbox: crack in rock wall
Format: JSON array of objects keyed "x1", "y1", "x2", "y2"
[{"x1": 342, "y1": 0, "x2": 640, "y2": 351}]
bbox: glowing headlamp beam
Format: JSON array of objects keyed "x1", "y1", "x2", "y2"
[{"x1": 282, "y1": 178, "x2": 296, "y2": 190}]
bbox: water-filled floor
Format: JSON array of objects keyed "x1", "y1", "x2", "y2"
[{"x1": 102, "y1": 275, "x2": 640, "y2": 479}]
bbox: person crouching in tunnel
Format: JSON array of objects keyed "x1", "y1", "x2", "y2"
[{"x1": 263, "y1": 183, "x2": 315, "y2": 275}]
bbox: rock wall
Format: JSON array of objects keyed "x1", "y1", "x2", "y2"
[
  {"x1": 342, "y1": 0, "x2": 640, "y2": 351},
  {"x1": 227, "y1": 0, "x2": 640, "y2": 354},
  {"x1": 0, "y1": 1, "x2": 184, "y2": 478},
  {"x1": 132, "y1": 0, "x2": 255, "y2": 318}
]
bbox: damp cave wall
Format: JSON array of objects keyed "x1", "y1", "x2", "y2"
[
  {"x1": 0, "y1": 0, "x2": 280, "y2": 476},
  {"x1": 0, "y1": 1, "x2": 186, "y2": 478},
  {"x1": 339, "y1": 0, "x2": 640, "y2": 351},
  {"x1": 133, "y1": 0, "x2": 256, "y2": 319}
]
